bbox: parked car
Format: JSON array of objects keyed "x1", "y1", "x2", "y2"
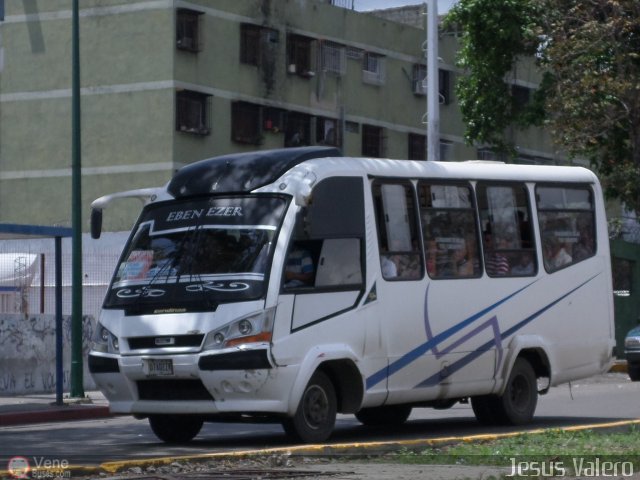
[{"x1": 625, "y1": 326, "x2": 640, "y2": 381}]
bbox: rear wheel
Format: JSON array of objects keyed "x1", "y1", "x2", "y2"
[
  {"x1": 472, "y1": 358, "x2": 538, "y2": 426},
  {"x1": 629, "y1": 363, "x2": 640, "y2": 382},
  {"x1": 355, "y1": 405, "x2": 412, "y2": 426},
  {"x1": 282, "y1": 371, "x2": 337, "y2": 443},
  {"x1": 148, "y1": 415, "x2": 203, "y2": 443}
]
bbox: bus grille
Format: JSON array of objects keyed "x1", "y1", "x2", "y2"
[
  {"x1": 127, "y1": 334, "x2": 204, "y2": 350},
  {"x1": 136, "y1": 379, "x2": 214, "y2": 401}
]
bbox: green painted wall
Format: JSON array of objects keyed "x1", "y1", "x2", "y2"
[{"x1": 0, "y1": 0, "x2": 563, "y2": 232}]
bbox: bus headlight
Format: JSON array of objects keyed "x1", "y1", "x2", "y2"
[
  {"x1": 92, "y1": 323, "x2": 120, "y2": 354},
  {"x1": 204, "y1": 308, "x2": 275, "y2": 350}
]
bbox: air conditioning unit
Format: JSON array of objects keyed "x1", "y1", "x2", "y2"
[{"x1": 413, "y1": 80, "x2": 427, "y2": 96}]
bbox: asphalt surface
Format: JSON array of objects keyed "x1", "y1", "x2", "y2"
[{"x1": 0, "y1": 365, "x2": 638, "y2": 480}]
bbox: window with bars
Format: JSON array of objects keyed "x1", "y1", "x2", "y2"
[
  {"x1": 240, "y1": 24, "x2": 279, "y2": 66},
  {"x1": 439, "y1": 69, "x2": 451, "y2": 105},
  {"x1": 287, "y1": 34, "x2": 316, "y2": 77},
  {"x1": 176, "y1": 90, "x2": 211, "y2": 135},
  {"x1": 176, "y1": 8, "x2": 203, "y2": 52},
  {"x1": 231, "y1": 102, "x2": 262, "y2": 145},
  {"x1": 285, "y1": 112, "x2": 312, "y2": 147},
  {"x1": 362, "y1": 124, "x2": 384, "y2": 157},
  {"x1": 512, "y1": 85, "x2": 532, "y2": 113},
  {"x1": 321, "y1": 41, "x2": 346, "y2": 76},
  {"x1": 408, "y1": 133, "x2": 426, "y2": 160},
  {"x1": 412, "y1": 64, "x2": 427, "y2": 95},
  {"x1": 316, "y1": 117, "x2": 339, "y2": 146},
  {"x1": 440, "y1": 140, "x2": 453, "y2": 161},
  {"x1": 362, "y1": 52, "x2": 385, "y2": 85}
]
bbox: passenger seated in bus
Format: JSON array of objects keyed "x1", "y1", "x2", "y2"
[
  {"x1": 451, "y1": 236, "x2": 479, "y2": 277},
  {"x1": 284, "y1": 245, "x2": 315, "y2": 287},
  {"x1": 380, "y1": 254, "x2": 398, "y2": 278},
  {"x1": 573, "y1": 218, "x2": 595, "y2": 262},
  {"x1": 388, "y1": 240, "x2": 421, "y2": 279},
  {"x1": 483, "y1": 231, "x2": 509, "y2": 276},
  {"x1": 543, "y1": 233, "x2": 572, "y2": 270},
  {"x1": 511, "y1": 251, "x2": 535, "y2": 275}
]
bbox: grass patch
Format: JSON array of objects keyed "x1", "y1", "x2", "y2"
[{"x1": 384, "y1": 425, "x2": 640, "y2": 471}]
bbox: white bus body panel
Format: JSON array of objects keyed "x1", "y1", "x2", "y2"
[{"x1": 91, "y1": 156, "x2": 615, "y2": 421}]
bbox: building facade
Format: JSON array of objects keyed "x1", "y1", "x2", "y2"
[{"x1": 0, "y1": 0, "x2": 558, "y2": 233}]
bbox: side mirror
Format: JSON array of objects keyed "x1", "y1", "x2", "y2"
[{"x1": 90, "y1": 208, "x2": 103, "y2": 239}]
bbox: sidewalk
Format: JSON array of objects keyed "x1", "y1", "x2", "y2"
[{"x1": 0, "y1": 390, "x2": 111, "y2": 427}]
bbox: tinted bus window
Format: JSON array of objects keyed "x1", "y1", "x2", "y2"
[
  {"x1": 477, "y1": 184, "x2": 537, "y2": 277},
  {"x1": 373, "y1": 182, "x2": 423, "y2": 280},
  {"x1": 418, "y1": 182, "x2": 481, "y2": 279},
  {"x1": 537, "y1": 185, "x2": 596, "y2": 273}
]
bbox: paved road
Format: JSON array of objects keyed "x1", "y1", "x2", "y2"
[{"x1": 1, "y1": 373, "x2": 638, "y2": 468}]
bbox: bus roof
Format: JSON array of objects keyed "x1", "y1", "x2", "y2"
[
  {"x1": 168, "y1": 146, "x2": 341, "y2": 197},
  {"x1": 290, "y1": 156, "x2": 599, "y2": 185}
]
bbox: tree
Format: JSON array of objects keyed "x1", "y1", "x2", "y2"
[{"x1": 446, "y1": 0, "x2": 640, "y2": 211}]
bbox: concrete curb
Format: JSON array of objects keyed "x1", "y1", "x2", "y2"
[
  {"x1": 17, "y1": 418, "x2": 635, "y2": 479},
  {"x1": 0, "y1": 405, "x2": 111, "y2": 427}
]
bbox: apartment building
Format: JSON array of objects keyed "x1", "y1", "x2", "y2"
[{"x1": 0, "y1": 0, "x2": 557, "y2": 233}]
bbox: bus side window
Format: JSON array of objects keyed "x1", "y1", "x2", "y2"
[
  {"x1": 372, "y1": 182, "x2": 423, "y2": 281},
  {"x1": 284, "y1": 176, "x2": 366, "y2": 291},
  {"x1": 477, "y1": 183, "x2": 537, "y2": 277},
  {"x1": 418, "y1": 182, "x2": 481, "y2": 279},
  {"x1": 536, "y1": 185, "x2": 596, "y2": 273}
]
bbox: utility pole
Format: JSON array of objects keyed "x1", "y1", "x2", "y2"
[
  {"x1": 426, "y1": 0, "x2": 440, "y2": 161},
  {"x1": 70, "y1": 0, "x2": 84, "y2": 398}
]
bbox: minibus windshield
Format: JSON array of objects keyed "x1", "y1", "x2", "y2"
[{"x1": 104, "y1": 195, "x2": 287, "y2": 311}]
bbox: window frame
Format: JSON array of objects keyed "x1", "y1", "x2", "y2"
[
  {"x1": 408, "y1": 133, "x2": 426, "y2": 160},
  {"x1": 362, "y1": 52, "x2": 386, "y2": 85},
  {"x1": 536, "y1": 183, "x2": 597, "y2": 273},
  {"x1": 320, "y1": 41, "x2": 346, "y2": 76},
  {"x1": 175, "y1": 90, "x2": 211, "y2": 135},
  {"x1": 286, "y1": 33, "x2": 316, "y2": 78},
  {"x1": 372, "y1": 180, "x2": 424, "y2": 282},
  {"x1": 362, "y1": 124, "x2": 385, "y2": 158},
  {"x1": 418, "y1": 180, "x2": 482, "y2": 280},
  {"x1": 176, "y1": 8, "x2": 203, "y2": 53},
  {"x1": 476, "y1": 182, "x2": 538, "y2": 278},
  {"x1": 231, "y1": 101, "x2": 263, "y2": 145}
]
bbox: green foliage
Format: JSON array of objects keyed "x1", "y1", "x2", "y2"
[
  {"x1": 445, "y1": 0, "x2": 544, "y2": 153},
  {"x1": 540, "y1": 0, "x2": 640, "y2": 210},
  {"x1": 446, "y1": 0, "x2": 640, "y2": 211}
]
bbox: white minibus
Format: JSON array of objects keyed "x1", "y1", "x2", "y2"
[{"x1": 89, "y1": 146, "x2": 615, "y2": 443}]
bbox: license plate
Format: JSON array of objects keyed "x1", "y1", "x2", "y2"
[{"x1": 144, "y1": 358, "x2": 174, "y2": 377}]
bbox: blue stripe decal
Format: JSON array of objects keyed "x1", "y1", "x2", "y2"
[
  {"x1": 365, "y1": 280, "x2": 538, "y2": 389},
  {"x1": 414, "y1": 273, "x2": 600, "y2": 388}
]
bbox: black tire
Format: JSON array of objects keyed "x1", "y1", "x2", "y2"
[
  {"x1": 472, "y1": 358, "x2": 538, "y2": 426},
  {"x1": 629, "y1": 364, "x2": 640, "y2": 382},
  {"x1": 148, "y1": 415, "x2": 203, "y2": 443},
  {"x1": 355, "y1": 405, "x2": 412, "y2": 426},
  {"x1": 282, "y1": 371, "x2": 337, "y2": 443}
]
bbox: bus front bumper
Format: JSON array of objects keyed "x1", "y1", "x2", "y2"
[{"x1": 88, "y1": 349, "x2": 297, "y2": 416}]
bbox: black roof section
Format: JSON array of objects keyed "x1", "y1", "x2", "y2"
[{"x1": 168, "y1": 146, "x2": 342, "y2": 198}]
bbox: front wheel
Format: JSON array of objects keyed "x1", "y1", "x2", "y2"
[
  {"x1": 148, "y1": 415, "x2": 203, "y2": 443},
  {"x1": 629, "y1": 363, "x2": 640, "y2": 382},
  {"x1": 282, "y1": 371, "x2": 337, "y2": 443}
]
